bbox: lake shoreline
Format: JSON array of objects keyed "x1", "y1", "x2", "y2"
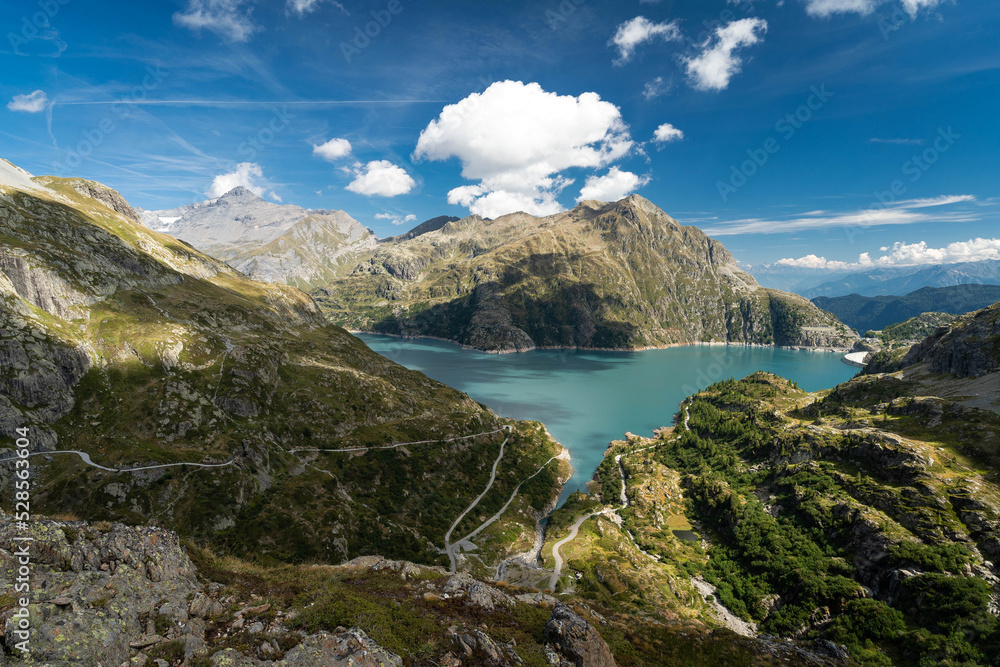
[{"x1": 347, "y1": 329, "x2": 853, "y2": 355}]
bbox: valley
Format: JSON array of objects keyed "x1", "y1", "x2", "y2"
[{"x1": 1, "y1": 159, "x2": 998, "y2": 667}]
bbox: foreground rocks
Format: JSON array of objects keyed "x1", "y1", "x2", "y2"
[
  {"x1": 0, "y1": 513, "x2": 406, "y2": 666},
  {"x1": 543, "y1": 604, "x2": 617, "y2": 667}
]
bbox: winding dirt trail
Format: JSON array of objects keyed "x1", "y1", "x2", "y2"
[
  {"x1": 445, "y1": 429, "x2": 512, "y2": 572},
  {"x1": 0, "y1": 450, "x2": 234, "y2": 473}
]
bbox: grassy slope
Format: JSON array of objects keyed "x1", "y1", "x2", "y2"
[{"x1": 0, "y1": 178, "x2": 566, "y2": 569}]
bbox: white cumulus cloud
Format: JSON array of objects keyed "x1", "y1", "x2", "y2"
[
  {"x1": 609, "y1": 16, "x2": 682, "y2": 64},
  {"x1": 207, "y1": 162, "x2": 281, "y2": 200},
  {"x1": 777, "y1": 237, "x2": 1000, "y2": 270},
  {"x1": 375, "y1": 212, "x2": 418, "y2": 226},
  {"x1": 7, "y1": 90, "x2": 48, "y2": 113},
  {"x1": 313, "y1": 138, "x2": 352, "y2": 161},
  {"x1": 345, "y1": 160, "x2": 415, "y2": 197},
  {"x1": 414, "y1": 80, "x2": 634, "y2": 219},
  {"x1": 803, "y1": 0, "x2": 943, "y2": 18},
  {"x1": 683, "y1": 18, "x2": 768, "y2": 91},
  {"x1": 653, "y1": 123, "x2": 684, "y2": 143},
  {"x1": 174, "y1": 0, "x2": 257, "y2": 42},
  {"x1": 577, "y1": 167, "x2": 650, "y2": 203}
]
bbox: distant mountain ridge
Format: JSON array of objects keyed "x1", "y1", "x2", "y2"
[
  {"x1": 801, "y1": 260, "x2": 1000, "y2": 298},
  {"x1": 314, "y1": 195, "x2": 858, "y2": 352},
  {"x1": 138, "y1": 187, "x2": 377, "y2": 289},
  {"x1": 746, "y1": 260, "x2": 1000, "y2": 297},
  {"x1": 812, "y1": 284, "x2": 1000, "y2": 332}
]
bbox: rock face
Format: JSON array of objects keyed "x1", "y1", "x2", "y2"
[
  {"x1": 896, "y1": 302, "x2": 1000, "y2": 377},
  {"x1": 0, "y1": 512, "x2": 408, "y2": 667},
  {"x1": 68, "y1": 178, "x2": 144, "y2": 223},
  {"x1": 138, "y1": 187, "x2": 376, "y2": 289},
  {"x1": 315, "y1": 196, "x2": 857, "y2": 352},
  {"x1": 0, "y1": 511, "x2": 202, "y2": 666},
  {"x1": 543, "y1": 604, "x2": 617, "y2": 667}
]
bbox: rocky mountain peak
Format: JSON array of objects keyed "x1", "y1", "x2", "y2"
[{"x1": 221, "y1": 185, "x2": 263, "y2": 201}]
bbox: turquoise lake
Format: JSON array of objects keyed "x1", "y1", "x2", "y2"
[{"x1": 357, "y1": 334, "x2": 859, "y2": 501}]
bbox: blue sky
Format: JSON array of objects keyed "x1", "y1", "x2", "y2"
[{"x1": 1, "y1": 0, "x2": 998, "y2": 267}]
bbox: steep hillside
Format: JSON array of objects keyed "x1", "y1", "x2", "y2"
[
  {"x1": 0, "y1": 165, "x2": 567, "y2": 569},
  {"x1": 812, "y1": 285, "x2": 1000, "y2": 332},
  {"x1": 314, "y1": 196, "x2": 857, "y2": 352},
  {"x1": 530, "y1": 371, "x2": 1000, "y2": 666},
  {"x1": 139, "y1": 187, "x2": 376, "y2": 289}
]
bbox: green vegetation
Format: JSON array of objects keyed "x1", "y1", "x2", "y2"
[
  {"x1": 870, "y1": 312, "x2": 957, "y2": 344},
  {"x1": 544, "y1": 371, "x2": 1000, "y2": 666}
]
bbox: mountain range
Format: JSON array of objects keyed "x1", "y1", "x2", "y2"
[
  {"x1": 811, "y1": 284, "x2": 1000, "y2": 332},
  {"x1": 138, "y1": 187, "x2": 377, "y2": 290},
  {"x1": 5, "y1": 157, "x2": 1000, "y2": 666},
  {"x1": 750, "y1": 260, "x2": 1000, "y2": 298},
  {"x1": 314, "y1": 196, "x2": 858, "y2": 352}
]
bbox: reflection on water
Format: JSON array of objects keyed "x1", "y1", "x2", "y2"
[
  {"x1": 358, "y1": 334, "x2": 858, "y2": 502},
  {"x1": 672, "y1": 530, "x2": 700, "y2": 542}
]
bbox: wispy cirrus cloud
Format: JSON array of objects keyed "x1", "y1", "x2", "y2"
[
  {"x1": 870, "y1": 137, "x2": 925, "y2": 145},
  {"x1": 286, "y1": 0, "x2": 347, "y2": 16},
  {"x1": 803, "y1": 0, "x2": 949, "y2": 18},
  {"x1": 703, "y1": 195, "x2": 977, "y2": 236},
  {"x1": 173, "y1": 0, "x2": 258, "y2": 43}
]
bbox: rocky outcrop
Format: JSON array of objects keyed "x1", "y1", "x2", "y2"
[
  {"x1": 211, "y1": 630, "x2": 403, "y2": 666},
  {"x1": 68, "y1": 179, "x2": 143, "y2": 223},
  {"x1": 896, "y1": 303, "x2": 1000, "y2": 377},
  {"x1": 543, "y1": 604, "x2": 617, "y2": 667},
  {"x1": 0, "y1": 512, "x2": 202, "y2": 665}
]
